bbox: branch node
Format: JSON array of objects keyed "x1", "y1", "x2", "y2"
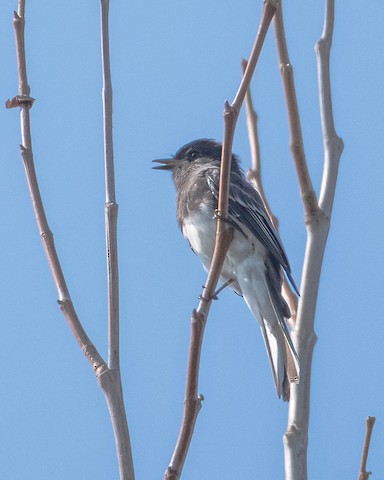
[
  {"x1": 164, "y1": 467, "x2": 178, "y2": 480},
  {"x1": 265, "y1": 0, "x2": 279, "y2": 9},
  {"x1": 184, "y1": 395, "x2": 203, "y2": 416},
  {"x1": 41, "y1": 228, "x2": 53, "y2": 241},
  {"x1": 304, "y1": 204, "x2": 328, "y2": 229},
  {"x1": 105, "y1": 201, "x2": 118, "y2": 211},
  {"x1": 224, "y1": 100, "x2": 236, "y2": 120},
  {"x1": 280, "y1": 62, "x2": 292, "y2": 75},
  {"x1": 6, "y1": 95, "x2": 35, "y2": 109},
  {"x1": 315, "y1": 37, "x2": 329, "y2": 56},
  {"x1": 191, "y1": 309, "x2": 205, "y2": 325},
  {"x1": 213, "y1": 209, "x2": 227, "y2": 221},
  {"x1": 83, "y1": 343, "x2": 107, "y2": 373}
]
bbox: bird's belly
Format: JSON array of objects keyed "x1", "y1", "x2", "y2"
[
  {"x1": 182, "y1": 205, "x2": 265, "y2": 294},
  {"x1": 182, "y1": 205, "x2": 217, "y2": 270}
]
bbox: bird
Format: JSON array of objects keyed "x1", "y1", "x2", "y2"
[{"x1": 153, "y1": 138, "x2": 299, "y2": 401}]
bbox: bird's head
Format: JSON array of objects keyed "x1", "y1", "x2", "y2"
[{"x1": 152, "y1": 139, "x2": 239, "y2": 174}]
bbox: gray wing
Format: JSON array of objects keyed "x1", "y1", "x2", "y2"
[{"x1": 206, "y1": 167, "x2": 299, "y2": 295}]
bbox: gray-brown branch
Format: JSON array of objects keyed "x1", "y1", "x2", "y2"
[
  {"x1": 275, "y1": 1, "x2": 343, "y2": 479},
  {"x1": 242, "y1": 58, "x2": 298, "y2": 323},
  {"x1": 8, "y1": 2, "x2": 134, "y2": 479},
  {"x1": 358, "y1": 416, "x2": 375, "y2": 480},
  {"x1": 100, "y1": 0, "x2": 134, "y2": 478}
]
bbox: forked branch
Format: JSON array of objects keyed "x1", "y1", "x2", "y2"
[
  {"x1": 164, "y1": 2, "x2": 280, "y2": 479},
  {"x1": 274, "y1": 1, "x2": 343, "y2": 479},
  {"x1": 7, "y1": 1, "x2": 134, "y2": 478}
]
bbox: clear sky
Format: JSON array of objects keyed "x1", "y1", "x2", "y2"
[{"x1": 1, "y1": 1, "x2": 383, "y2": 479}]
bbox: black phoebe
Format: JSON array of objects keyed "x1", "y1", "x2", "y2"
[{"x1": 153, "y1": 139, "x2": 299, "y2": 401}]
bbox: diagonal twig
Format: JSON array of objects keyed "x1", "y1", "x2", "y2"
[
  {"x1": 164, "y1": 2, "x2": 280, "y2": 479},
  {"x1": 7, "y1": 0, "x2": 107, "y2": 376},
  {"x1": 274, "y1": 1, "x2": 319, "y2": 221},
  {"x1": 242, "y1": 58, "x2": 298, "y2": 323}
]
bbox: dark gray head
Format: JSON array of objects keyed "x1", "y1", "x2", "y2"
[{"x1": 152, "y1": 139, "x2": 241, "y2": 175}]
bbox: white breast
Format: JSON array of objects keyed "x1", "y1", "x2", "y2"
[
  {"x1": 182, "y1": 204, "x2": 216, "y2": 271},
  {"x1": 182, "y1": 203, "x2": 266, "y2": 289}
]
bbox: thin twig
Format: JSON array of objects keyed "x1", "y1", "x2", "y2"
[
  {"x1": 101, "y1": 0, "x2": 119, "y2": 372},
  {"x1": 274, "y1": 1, "x2": 319, "y2": 221},
  {"x1": 241, "y1": 58, "x2": 298, "y2": 323},
  {"x1": 241, "y1": 58, "x2": 277, "y2": 227},
  {"x1": 7, "y1": 1, "x2": 106, "y2": 373},
  {"x1": 164, "y1": 2, "x2": 279, "y2": 479},
  {"x1": 316, "y1": 0, "x2": 344, "y2": 215},
  {"x1": 358, "y1": 416, "x2": 376, "y2": 480},
  {"x1": 100, "y1": 1, "x2": 134, "y2": 478}
]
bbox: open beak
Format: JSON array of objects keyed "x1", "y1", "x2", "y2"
[{"x1": 152, "y1": 158, "x2": 178, "y2": 170}]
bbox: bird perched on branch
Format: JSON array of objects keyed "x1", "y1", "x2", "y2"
[{"x1": 153, "y1": 139, "x2": 299, "y2": 401}]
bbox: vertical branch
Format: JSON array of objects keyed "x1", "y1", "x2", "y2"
[
  {"x1": 274, "y1": 1, "x2": 343, "y2": 479},
  {"x1": 316, "y1": 0, "x2": 344, "y2": 215},
  {"x1": 99, "y1": 1, "x2": 135, "y2": 479},
  {"x1": 358, "y1": 416, "x2": 376, "y2": 480},
  {"x1": 164, "y1": 2, "x2": 279, "y2": 479},
  {"x1": 101, "y1": 0, "x2": 119, "y2": 370},
  {"x1": 274, "y1": 3, "x2": 318, "y2": 479}
]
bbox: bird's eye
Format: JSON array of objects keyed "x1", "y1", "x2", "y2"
[{"x1": 187, "y1": 149, "x2": 197, "y2": 160}]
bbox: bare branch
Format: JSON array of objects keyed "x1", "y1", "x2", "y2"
[
  {"x1": 165, "y1": 2, "x2": 279, "y2": 478},
  {"x1": 358, "y1": 416, "x2": 376, "y2": 480},
  {"x1": 99, "y1": 369, "x2": 134, "y2": 480},
  {"x1": 101, "y1": 0, "x2": 119, "y2": 371},
  {"x1": 100, "y1": 1, "x2": 135, "y2": 478},
  {"x1": 10, "y1": 2, "x2": 102, "y2": 370},
  {"x1": 9, "y1": 3, "x2": 134, "y2": 478},
  {"x1": 316, "y1": 0, "x2": 344, "y2": 215},
  {"x1": 242, "y1": 59, "x2": 278, "y2": 227},
  {"x1": 274, "y1": 1, "x2": 319, "y2": 221},
  {"x1": 278, "y1": 1, "x2": 343, "y2": 478}
]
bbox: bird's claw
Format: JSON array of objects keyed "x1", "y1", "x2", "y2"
[{"x1": 199, "y1": 279, "x2": 234, "y2": 301}]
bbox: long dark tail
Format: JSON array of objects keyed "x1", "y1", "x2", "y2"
[{"x1": 262, "y1": 277, "x2": 299, "y2": 401}]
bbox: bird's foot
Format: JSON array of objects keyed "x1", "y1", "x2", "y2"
[{"x1": 199, "y1": 279, "x2": 234, "y2": 301}]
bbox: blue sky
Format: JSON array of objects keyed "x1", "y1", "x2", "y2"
[{"x1": 1, "y1": 1, "x2": 383, "y2": 479}]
